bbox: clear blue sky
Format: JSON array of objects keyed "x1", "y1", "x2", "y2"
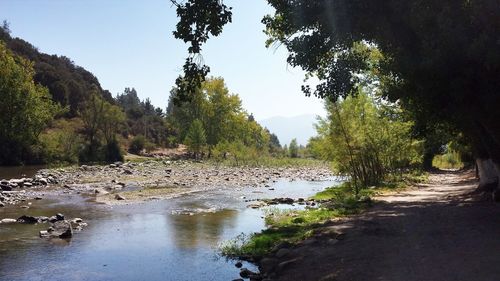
[{"x1": 0, "y1": 0, "x2": 325, "y2": 120}]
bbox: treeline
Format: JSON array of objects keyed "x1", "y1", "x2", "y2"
[
  {"x1": 0, "y1": 24, "x2": 287, "y2": 165},
  {"x1": 166, "y1": 78, "x2": 282, "y2": 162}
]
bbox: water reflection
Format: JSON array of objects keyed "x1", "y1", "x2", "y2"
[
  {"x1": 0, "y1": 179, "x2": 340, "y2": 280},
  {"x1": 168, "y1": 209, "x2": 238, "y2": 249},
  {"x1": 0, "y1": 165, "x2": 47, "y2": 179}
]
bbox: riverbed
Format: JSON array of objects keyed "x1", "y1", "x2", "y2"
[{"x1": 0, "y1": 177, "x2": 340, "y2": 281}]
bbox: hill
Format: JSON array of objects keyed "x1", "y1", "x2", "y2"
[{"x1": 0, "y1": 24, "x2": 113, "y2": 117}]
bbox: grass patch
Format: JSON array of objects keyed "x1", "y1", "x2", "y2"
[
  {"x1": 220, "y1": 170, "x2": 428, "y2": 259},
  {"x1": 220, "y1": 186, "x2": 371, "y2": 259}
]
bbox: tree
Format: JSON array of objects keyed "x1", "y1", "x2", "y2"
[
  {"x1": 289, "y1": 139, "x2": 299, "y2": 158},
  {"x1": 80, "y1": 91, "x2": 125, "y2": 162},
  {"x1": 170, "y1": 1, "x2": 500, "y2": 198},
  {"x1": 185, "y1": 119, "x2": 206, "y2": 159},
  {"x1": 167, "y1": 77, "x2": 272, "y2": 158},
  {"x1": 0, "y1": 41, "x2": 59, "y2": 164},
  {"x1": 313, "y1": 92, "x2": 420, "y2": 194},
  {"x1": 262, "y1": 0, "x2": 500, "y2": 194},
  {"x1": 170, "y1": 0, "x2": 232, "y2": 102}
]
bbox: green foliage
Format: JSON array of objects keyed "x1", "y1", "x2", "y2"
[
  {"x1": 117, "y1": 88, "x2": 172, "y2": 146},
  {"x1": 185, "y1": 119, "x2": 206, "y2": 158},
  {"x1": 262, "y1": 0, "x2": 500, "y2": 169},
  {"x1": 0, "y1": 41, "x2": 60, "y2": 164},
  {"x1": 104, "y1": 138, "x2": 124, "y2": 162},
  {"x1": 312, "y1": 92, "x2": 421, "y2": 193},
  {"x1": 167, "y1": 77, "x2": 272, "y2": 159},
  {"x1": 433, "y1": 145, "x2": 464, "y2": 170},
  {"x1": 79, "y1": 92, "x2": 125, "y2": 163},
  {"x1": 221, "y1": 183, "x2": 371, "y2": 258},
  {"x1": 129, "y1": 135, "x2": 146, "y2": 154},
  {"x1": 37, "y1": 119, "x2": 83, "y2": 164},
  {"x1": 0, "y1": 25, "x2": 112, "y2": 117},
  {"x1": 288, "y1": 138, "x2": 299, "y2": 158},
  {"x1": 170, "y1": 0, "x2": 232, "y2": 101}
]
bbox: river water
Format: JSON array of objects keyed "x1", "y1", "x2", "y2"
[{"x1": 0, "y1": 178, "x2": 340, "y2": 281}]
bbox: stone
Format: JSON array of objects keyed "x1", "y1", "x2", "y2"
[
  {"x1": 38, "y1": 178, "x2": 48, "y2": 185},
  {"x1": 48, "y1": 220, "x2": 73, "y2": 239},
  {"x1": 35, "y1": 196, "x2": 43, "y2": 200},
  {"x1": 59, "y1": 228, "x2": 73, "y2": 239},
  {"x1": 275, "y1": 248, "x2": 291, "y2": 258},
  {"x1": 23, "y1": 182, "x2": 33, "y2": 187},
  {"x1": 94, "y1": 188, "x2": 109, "y2": 195},
  {"x1": 1, "y1": 184, "x2": 12, "y2": 191},
  {"x1": 278, "y1": 258, "x2": 302, "y2": 271},
  {"x1": 123, "y1": 169, "x2": 133, "y2": 175},
  {"x1": 235, "y1": 261, "x2": 243, "y2": 268},
  {"x1": 1, "y1": 218, "x2": 17, "y2": 223},
  {"x1": 39, "y1": 230, "x2": 50, "y2": 238},
  {"x1": 327, "y1": 238, "x2": 339, "y2": 246},
  {"x1": 17, "y1": 215, "x2": 39, "y2": 224},
  {"x1": 259, "y1": 257, "x2": 278, "y2": 273},
  {"x1": 239, "y1": 268, "x2": 257, "y2": 279},
  {"x1": 56, "y1": 213, "x2": 65, "y2": 220},
  {"x1": 72, "y1": 218, "x2": 83, "y2": 223},
  {"x1": 115, "y1": 194, "x2": 126, "y2": 200},
  {"x1": 0, "y1": 202, "x2": 4, "y2": 207}
]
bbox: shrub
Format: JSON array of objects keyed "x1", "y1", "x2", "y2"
[{"x1": 129, "y1": 135, "x2": 146, "y2": 154}]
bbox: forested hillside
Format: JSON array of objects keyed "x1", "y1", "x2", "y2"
[
  {"x1": 0, "y1": 23, "x2": 283, "y2": 165},
  {"x1": 0, "y1": 23, "x2": 113, "y2": 117}
]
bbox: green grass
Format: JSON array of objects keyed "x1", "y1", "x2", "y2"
[
  {"x1": 220, "y1": 185, "x2": 371, "y2": 259},
  {"x1": 433, "y1": 151, "x2": 464, "y2": 170},
  {"x1": 220, "y1": 170, "x2": 428, "y2": 259}
]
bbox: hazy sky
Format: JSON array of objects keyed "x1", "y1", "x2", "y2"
[{"x1": 0, "y1": 0, "x2": 326, "y2": 120}]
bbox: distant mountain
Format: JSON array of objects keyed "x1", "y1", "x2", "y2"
[{"x1": 260, "y1": 114, "x2": 318, "y2": 146}]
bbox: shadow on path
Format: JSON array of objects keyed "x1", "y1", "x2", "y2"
[{"x1": 275, "y1": 171, "x2": 500, "y2": 281}]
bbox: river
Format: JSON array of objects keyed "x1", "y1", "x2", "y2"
[{"x1": 0, "y1": 178, "x2": 340, "y2": 281}]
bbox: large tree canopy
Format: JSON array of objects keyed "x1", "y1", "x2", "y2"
[
  {"x1": 0, "y1": 41, "x2": 59, "y2": 164},
  {"x1": 171, "y1": 1, "x2": 500, "y2": 191}
]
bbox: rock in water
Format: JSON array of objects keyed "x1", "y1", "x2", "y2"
[
  {"x1": 17, "y1": 215, "x2": 39, "y2": 224},
  {"x1": 43, "y1": 220, "x2": 73, "y2": 239},
  {"x1": 115, "y1": 194, "x2": 126, "y2": 200}
]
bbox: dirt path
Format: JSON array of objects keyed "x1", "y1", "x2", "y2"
[{"x1": 272, "y1": 171, "x2": 500, "y2": 281}]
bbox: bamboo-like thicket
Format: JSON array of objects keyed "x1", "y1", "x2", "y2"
[{"x1": 310, "y1": 92, "x2": 422, "y2": 194}]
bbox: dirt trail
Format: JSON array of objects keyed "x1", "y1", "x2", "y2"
[{"x1": 273, "y1": 171, "x2": 500, "y2": 281}]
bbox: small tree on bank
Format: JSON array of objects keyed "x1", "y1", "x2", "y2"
[
  {"x1": 185, "y1": 119, "x2": 206, "y2": 159},
  {"x1": 289, "y1": 138, "x2": 299, "y2": 158}
]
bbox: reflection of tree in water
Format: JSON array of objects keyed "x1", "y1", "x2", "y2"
[{"x1": 168, "y1": 209, "x2": 238, "y2": 249}]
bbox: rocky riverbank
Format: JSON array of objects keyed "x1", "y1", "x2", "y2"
[{"x1": 0, "y1": 160, "x2": 333, "y2": 207}]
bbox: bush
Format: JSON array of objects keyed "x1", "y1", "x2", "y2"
[
  {"x1": 38, "y1": 129, "x2": 82, "y2": 164},
  {"x1": 104, "y1": 139, "x2": 124, "y2": 162},
  {"x1": 129, "y1": 135, "x2": 146, "y2": 154}
]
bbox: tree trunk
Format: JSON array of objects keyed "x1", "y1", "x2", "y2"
[{"x1": 476, "y1": 158, "x2": 499, "y2": 192}]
